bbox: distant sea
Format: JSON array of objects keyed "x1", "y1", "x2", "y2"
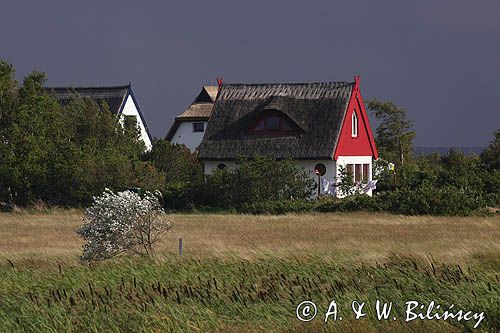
[{"x1": 414, "y1": 146, "x2": 486, "y2": 156}]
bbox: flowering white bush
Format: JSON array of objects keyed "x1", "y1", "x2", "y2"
[{"x1": 77, "y1": 189, "x2": 171, "y2": 261}]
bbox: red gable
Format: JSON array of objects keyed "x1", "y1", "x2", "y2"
[{"x1": 333, "y1": 76, "x2": 378, "y2": 160}]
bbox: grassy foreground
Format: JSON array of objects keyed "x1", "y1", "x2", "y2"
[
  {"x1": 0, "y1": 211, "x2": 499, "y2": 332},
  {"x1": 0, "y1": 256, "x2": 498, "y2": 332}
]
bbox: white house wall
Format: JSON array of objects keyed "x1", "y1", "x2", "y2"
[
  {"x1": 204, "y1": 159, "x2": 337, "y2": 197},
  {"x1": 203, "y1": 157, "x2": 374, "y2": 197},
  {"x1": 335, "y1": 155, "x2": 373, "y2": 196},
  {"x1": 120, "y1": 94, "x2": 152, "y2": 151},
  {"x1": 170, "y1": 121, "x2": 208, "y2": 151}
]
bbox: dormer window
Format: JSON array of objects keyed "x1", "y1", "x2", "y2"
[
  {"x1": 265, "y1": 115, "x2": 280, "y2": 130},
  {"x1": 193, "y1": 122, "x2": 204, "y2": 132},
  {"x1": 352, "y1": 111, "x2": 358, "y2": 137},
  {"x1": 249, "y1": 110, "x2": 297, "y2": 135}
]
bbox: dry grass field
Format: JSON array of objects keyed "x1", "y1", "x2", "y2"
[
  {"x1": 0, "y1": 210, "x2": 498, "y2": 264},
  {"x1": 1, "y1": 210, "x2": 499, "y2": 332}
]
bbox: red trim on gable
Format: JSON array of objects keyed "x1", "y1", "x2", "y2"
[{"x1": 333, "y1": 77, "x2": 378, "y2": 160}]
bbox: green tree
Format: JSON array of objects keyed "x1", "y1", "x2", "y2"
[
  {"x1": 480, "y1": 129, "x2": 500, "y2": 170},
  {"x1": 143, "y1": 139, "x2": 203, "y2": 210},
  {"x1": 0, "y1": 60, "x2": 163, "y2": 206},
  {"x1": 367, "y1": 99, "x2": 415, "y2": 176},
  {"x1": 144, "y1": 139, "x2": 201, "y2": 184},
  {"x1": 337, "y1": 165, "x2": 356, "y2": 196},
  {"x1": 479, "y1": 129, "x2": 500, "y2": 206},
  {"x1": 8, "y1": 71, "x2": 68, "y2": 203},
  {"x1": 0, "y1": 61, "x2": 19, "y2": 201}
]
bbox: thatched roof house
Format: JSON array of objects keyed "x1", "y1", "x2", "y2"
[
  {"x1": 198, "y1": 77, "x2": 378, "y2": 197},
  {"x1": 46, "y1": 84, "x2": 152, "y2": 150},
  {"x1": 166, "y1": 86, "x2": 217, "y2": 151}
]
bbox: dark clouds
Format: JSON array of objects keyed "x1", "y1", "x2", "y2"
[{"x1": 1, "y1": 0, "x2": 498, "y2": 146}]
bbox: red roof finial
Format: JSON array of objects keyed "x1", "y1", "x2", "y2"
[
  {"x1": 354, "y1": 75, "x2": 360, "y2": 91},
  {"x1": 217, "y1": 77, "x2": 223, "y2": 90}
]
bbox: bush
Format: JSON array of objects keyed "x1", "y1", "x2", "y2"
[
  {"x1": 198, "y1": 156, "x2": 315, "y2": 209},
  {"x1": 162, "y1": 182, "x2": 196, "y2": 211},
  {"x1": 383, "y1": 186, "x2": 487, "y2": 216},
  {"x1": 76, "y1": 189, "x2": 171, "y2": 261},
  {"x1": 315, "y1": 185, "x2": 488, "y2": 216}
]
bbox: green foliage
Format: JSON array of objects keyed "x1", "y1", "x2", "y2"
[
  {"x1": 199, "y1": 156, "x2": 315, "y2": 209},
  {"x1": 337, "y1": 165, "x2": 363, "y2": 196},
  {"x1": 0, "y1": 61, "x2": 163, "y2": 206},
  {"x1": 480, "y1": 128, "x2": 500, "y2": 170},
  {"x1": 0, "y1": 256, "x2": 497, "y2": 332},
  {"x1": 383, "y1": 186, "x2": 486, "y2": 216},
  {"x1": 1, "y1": 60, "x2": 497, "y2": 216},
  {"x1": 367, "y1": 99, "x2": 415, "y2": 178},
  {"x1": 144, "y1": 139, "x2": 201, "y2": 185},
  {"x1": 144, "y1": 139, "x2": 203, "y2": 210}
]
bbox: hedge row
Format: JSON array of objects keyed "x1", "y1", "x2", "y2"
[{"x1": 220, "y1": 187, "x2": 497, "y2": 216}]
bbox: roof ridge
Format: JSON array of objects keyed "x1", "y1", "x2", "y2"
[
  {"x1": 44, "y1": 84, "x2": 131, "y2": 90},
  {"x1": 222, "y1": 81, "x2": 354, "y2": 86}
]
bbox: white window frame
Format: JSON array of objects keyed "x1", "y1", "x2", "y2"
[
  {"x1": 346, "y1": 163, "x2": 371, "y2": 183},
  {"x1": 351, "y1": 111, "x2": 358, "y2": 137}
]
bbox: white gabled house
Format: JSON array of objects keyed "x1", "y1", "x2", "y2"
[
  {"x1": 165, "y1": 86, "x2": 218, "y2": 151},
  {"x1": 197, "y1": 77, "x2": 379, "y2": 197},
  {"x1": 46, "y1": 84, "x2": 153, "y2": 150}
]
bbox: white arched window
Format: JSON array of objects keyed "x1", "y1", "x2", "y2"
[{"x1": 352, "y1": 110, "x2": 358, "y2": 137}]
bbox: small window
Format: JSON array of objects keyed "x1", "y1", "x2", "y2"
[
  {"x1": 193, "y1": 122, "x2": 204, "y2": 132},
  {"x1": 314, "y1": 163, "x2": 327, "y2": 176},
  {"x1": 362, "y1": 164, "x2": 370, "y2": 182},
  {"x1": 347, "y1": 164, "x2": 354, "y2": 180},
  {"x1": 355, "y1": 164, "x2": 362, "y2": 182},
  {"x1": 352, "y1": 111, "x2": 358, "y2": 137},
  {"x1": 217, "y1": 163, "x2": 226, "y2": 170},
  {"x1": 248, "y1": 110, "x2": 298, "y2": 135},
  {"x1": 265, "y1": 116, "x2": 280, "y2": 130}
]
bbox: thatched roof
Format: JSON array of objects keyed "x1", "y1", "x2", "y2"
[
  {"x1": 166, "y1": 86, "x2": 218, "y2": 140},
  {"x1": 175, "y1": 103, "x2": 213, "y2": 120},
  {"x1": 45, "y1": 85, "x2": 130, "y2": 114},
  {"x1": 198, "y1": 82, "x2": 354, "y2": 160},
  {"x1": 200, "y1": 85, "x2": 218, "y2": 102},
  {"x1": 46, "y1": 84, "x2": 152, "y2": 142}
]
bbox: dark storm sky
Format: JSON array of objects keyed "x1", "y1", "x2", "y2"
[{"x1": 1, "y1": 1, "x2": 499, "y2": 147}]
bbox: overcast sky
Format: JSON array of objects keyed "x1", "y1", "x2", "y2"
[{"x1": 1, "y1": 1, "x2": 499, "y2": 147}]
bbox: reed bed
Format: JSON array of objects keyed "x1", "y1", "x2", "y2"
[{"x1": 0, "y1": 255, "x2": 498, "y2": 332}]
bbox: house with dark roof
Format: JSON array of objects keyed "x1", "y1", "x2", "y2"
[
  {"x1": 46, "y1": 84, "x2": 153, "y2": 150},
  {"x1": 165, "y1": 86, "x2": 218, "y2": 151},
  {"x1": 197, "y1": 77, "x2": 379, "y2": 196}
]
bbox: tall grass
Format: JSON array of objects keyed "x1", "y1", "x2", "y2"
[{"x1": 0, "y1": 255, "x2": 498, "y2": 332}]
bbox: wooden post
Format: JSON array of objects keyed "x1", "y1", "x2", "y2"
[
  {"x1": 315, "y1": 169, "x2": 321, "y2": 199},
  {"x1": 317, "y1": 174, "x2": 321, "y2": 198},
  {"x1": 179, "y1": 238, "x2": 183, "y2": 256}
]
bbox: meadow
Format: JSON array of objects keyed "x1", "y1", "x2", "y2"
[{"x1": 0, "y1": 211, "x2": 498, "y2": 332}]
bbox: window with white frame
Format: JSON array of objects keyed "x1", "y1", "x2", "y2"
[
  {"x1": 352, "y1": 111, "x2": 358, "y2": 137},
  {"x1": 346, "y1": 163, "x2": 370, "y2": 183}
]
